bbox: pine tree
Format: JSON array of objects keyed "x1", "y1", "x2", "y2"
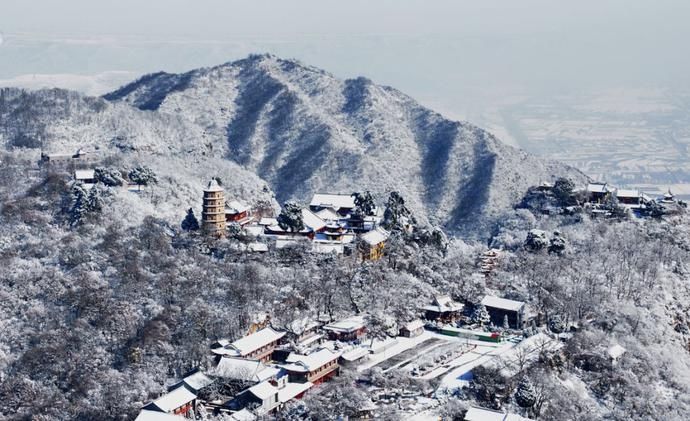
[
  {"x1": 472, "y1": 304, "x2": 491, "y2": 326},
  {"x1": 128, "y1": 166, "x2": 158, "y2": 191},
  {"x1": 94, "y1": 167, "x2": 124, "y2": 187},
  {"x1": 86, "y1": 185, "x2": 104, "y2": 212},
  {"x1": 278, "y1": 201, "x2": 304, "y2": 232},
  {"x1": 552, "y1": 177, "x2": 575, "y2": 206},
  {"x1": 181, "y1": 208, "x2": 200, "y2": 231},
  {"x1": 382, "y1": 191, "x2": 414, "y2": 232},
  {"x1": 503, "y1": 314, "x2": 510, "y2": 330},
  {"x1": 515, "y1": 376, "x2": 537, "y2": 408},
  {"x1": 352, "y1": 191, "x2": 376, "y2": 217},
  {"x1": 69, "y1": 184, "x2": 88, "y2": 226}
]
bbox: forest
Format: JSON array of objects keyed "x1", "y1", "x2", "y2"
[{"x1": 1, "y1": 150, "x2": 690, "y2": 421}]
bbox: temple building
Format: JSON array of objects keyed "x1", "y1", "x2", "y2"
[{"x1": 202, "y1": 179, "x2": 226, "y2": 236}]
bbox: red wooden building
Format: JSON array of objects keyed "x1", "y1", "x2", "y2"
[{"x1": 281, "y1": 348, "x2": 341, "y2": 385}]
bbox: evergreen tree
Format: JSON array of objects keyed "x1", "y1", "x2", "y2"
[
  {"x1": 181, "y1": 208, "x2": 200, "y2": 231},
  {"x1": 552, "y1": 177, "x2": 575, "y2": 206},
  {"x1": 86, "y1": 184, "x2": 104, "y2": 212},
  {"x1": 69, "y1": 184, "x2": 88, "y2": 226},
  {"x1": 128, "y1": 166, "x2": 158, "y2": 191},
  {"x1": 382, "y1": 191, "x2": 414, "y2": 232},
  {"x1": 472, "y1": 304, "x2": 491, "y2": 326},
  {"x1": 525, "y1": 229, "x2": 548, "y2": 251},
  {"x1": 94, "y1": 167, "x2": 124, "y2": 187},
  {"x1": 278, "y1": 201, "x2": 304, "y2": 232},
  {"x1": 352, "y1": 191, "x2": 376, "y2": 217},
  {"x1": 515, "y1": 377, "x2": 537, "y2": 408},
  {"x1": 503, "y1": 314, "x2": 510, "y2": 330}
]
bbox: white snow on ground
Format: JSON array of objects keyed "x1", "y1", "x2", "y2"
[
  {"x1": 436, "y1": 339, "x2": 517, "y2": 391},
  {"x1": 484, "y1": 332, "x2": 562, "y2": 377},
  {"x1": 357, "y1": 331, "x2": 439, "y2": 372}
]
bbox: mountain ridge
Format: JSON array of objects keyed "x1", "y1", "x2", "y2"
[{"x1": 2, "y1": 54, "x2": 587, "y2": 237}]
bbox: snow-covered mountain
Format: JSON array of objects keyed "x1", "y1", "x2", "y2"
[{"x1": 1, "y1": 54, "x2": 586, "y2": 236}]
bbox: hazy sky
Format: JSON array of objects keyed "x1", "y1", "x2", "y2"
[{"x1": 2, "y1": 0, "x2": 690, "y2": 113}]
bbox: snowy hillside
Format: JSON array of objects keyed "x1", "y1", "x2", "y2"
[
  {"x1": 2, "y1": 54, "x2": 586, "y2": 236},
  {"x1": 103, "y1": 54, "x2": 587, "y2": 236}
]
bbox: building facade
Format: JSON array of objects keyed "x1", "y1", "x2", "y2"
[{"x1": 202, "y1": 179, "x2": 226, "y2": 236}]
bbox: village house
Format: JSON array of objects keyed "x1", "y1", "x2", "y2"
[
  {"x1": 142, "y1": 386, "x2": 197, "y2": 417},
  {"x1": 359, "y1": 227, "x2": 389, "y2": 260},
  {"x1": 211, "y1": 327, "x2": 286, "y2": 362},
  {"x1": 229, "y1": 380, "x2": 280, "y2": 415},
  {"x1": 283, "y1": 319, "x2": 323, "y2": 348},
  {"x1": 281, "y1": 348, "x2": 341, "y2": 385},
  {"x1": 263, "y1": 209, "x2": 326, "y2": 239},
  {"x1": 226, "y1": 200, "x2": 252, "y2": 225},
  {"x1": 399, "y1": 319, "x2": 425, "y2": 338},
  {"x1": 40, "y1": 148, "x2": 95, "y2": 166},
  {"x1": 313, "y1": 207, "x2": 340, "y2": 223},
  {"x1": 171, "y1": 370, "x2": 215, "y2": 394},
  {"x1": 323, "y1": 316, "x2": 367, "y2": 342},
  {"x1": 74, "y1": 169, "x2": 96, "y2": 185},
  {"x1": 614, "y1": 188, "x2": 643, "y2": 208},
  {"x1": 481, "y1": 295, "x2": 526, "y2": 329},
  {"x1": 586, "y1": 182, "x2": 611, "y2": 203},
  {"x1": 309, "y1": 193, "x2": 356, "y2": 217},
  {"x1": 228, "y1": 376, "x2": 312, "y2": 416},
  {"x1": 422, "y1": 295, "x2": 464, "y2": 323},
  {"x1": 211, "y1": 356, "x2": 281, "y2": 383}
]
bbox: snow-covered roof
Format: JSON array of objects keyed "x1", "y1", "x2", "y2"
[
  {"x1": 179, "y1": 371, "x2": 214, "y2": 391},
  {"x1": 229, "y1": 409, "x2": 257, "y2": 421},
  {"x1": 481, "y1": 295, "x2": 525, "y2": 312},
  {"x1": 341, "y1": 347, "x2": 369, "y2": 361},
  {"x1": 248, "y1": 242, "x2": 269, "y2": 252},
  {"x1": 340, "y1": 347, "x2": 369, "y2": 362},
  {"x1": 226, "y1": 200, "x2": 250, "y2": 214},
  {"x1": 247, "y1": 380, "x2": 278, "y2": 400},
  {"x1": 74, "y1": 169, "x2": 95, "y2": 180},
  {"x1": 135, "y1": 410, "x2": 184, "y2": 421},
  {"x1": 302, "y1": 209, "x2": 326, "y2": 232},
  {"x1": 360, "y1": 227, "x2": 389, "y2": 246},
  {"x1": 586, "y1": 182, "x2": 609, "y2": 194},
  {"x1": 323, "y1": 316, "x2": 365, "y2": 333},
  {"x1": 278, "y1": 381, "x2": 313, "y2": 403},
  {"x1": 224, "y1": 328, "x2": 285, "y2": 357},
  {"x1": 615, "y1": 189, "x2": 640, "y2": 198},
  {"x1": 464, "y1": 406, "x2": 534, "y2": 421},
  {"x1": 422, "y1": 295, "x2": 464, "y2": 313},
  {"x1": 148, "y1": 386, "x2": 196, "y2": 412},
  {"x1": 315, "y1": 208, "x2": 341, "y2": 222},
  {"x1": 281, "y1": 348, "x2": 340, "y2": 373},
  {"x1": 204, "y1": 179, "x2": 223, "y2": 192},
  {"x1": 310, "y1": 193, "x2": 356, "y2": 210},
  {"x1": 212, "y1": 357, "x2": 280, "y2": 382},
  {"x1": 402, "y1": 319, "x2": 425, "y2": 332},
  {"x1": 259, "y1": 217, "x2": 278, "y2": 226},
  {"x1": 607, "y1": 344, "x2": 626, "y2": 359}
]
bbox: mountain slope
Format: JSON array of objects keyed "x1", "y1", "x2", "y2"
[
  {"x1": 104, "y1": 54, "x2": 586, "y2": 236},
  {"x1": 2, "y1": 55, "x2": 586, "y2": 236}
]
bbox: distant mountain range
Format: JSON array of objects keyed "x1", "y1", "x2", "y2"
[{"x1": 0, "y1": 54, "x2": 586, "y2": 237}]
